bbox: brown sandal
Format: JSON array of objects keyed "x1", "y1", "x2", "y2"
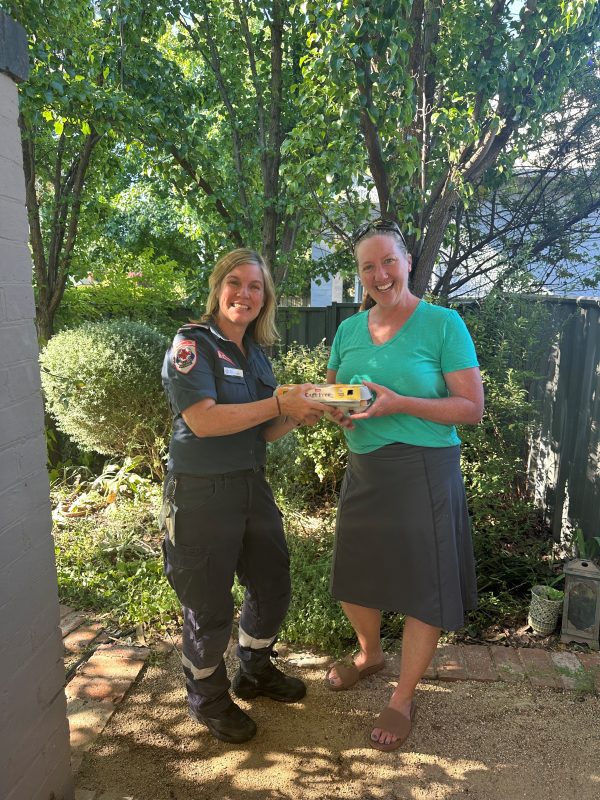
[
  {"x1": 325, "y1": 659, "x2": 385, "y2": 691},
  {"x1": 369, "y1": 700, "x2": 416, "y2": 752}
]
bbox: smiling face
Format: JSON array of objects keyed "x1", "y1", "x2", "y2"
[
  {"x1": 216, "y1": 262, "x2": 265, "y2": 335},
  {"x1": 355, "y1": 233, "x2": 412, "y2": 308}
]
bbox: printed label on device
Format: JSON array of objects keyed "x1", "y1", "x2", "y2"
[{"x1": 274, "y1": 383, "x2": 372, "y2": 411}]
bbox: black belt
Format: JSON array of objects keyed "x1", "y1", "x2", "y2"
[{"x1": 173, "y1": 466, "x2": 264, "y2": 480}]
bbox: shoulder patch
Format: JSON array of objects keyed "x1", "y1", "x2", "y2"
[{"x1": 173, "y1": 339, "x2": 197, "y2": 374}]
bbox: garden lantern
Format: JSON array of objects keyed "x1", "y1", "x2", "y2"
[{"x1": 560, "y1": 559, "x2": 600, "y2": 651}]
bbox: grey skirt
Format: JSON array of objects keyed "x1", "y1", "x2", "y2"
[{"x1": 330, "y1": 443, "x2": 477, "y2": 631}]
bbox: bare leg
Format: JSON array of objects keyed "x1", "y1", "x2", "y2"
[
  {"x1": 371, "y1": 615, "x2": 440, "y2": 746},
  {"x1": 327, "y1": 602, "x2": 384, "y2": 687}
]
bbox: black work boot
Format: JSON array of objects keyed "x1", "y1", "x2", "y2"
[
  {"x1": 189, "y1": 699, "x2": 257, "y2": 744},
  {"x1": 232, "y1": 660, "x2": 306, "y2": 703}
]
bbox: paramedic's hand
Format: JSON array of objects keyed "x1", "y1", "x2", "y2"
[
  {"x1": 278, "y1": 383, "x2": 326, "y2": 426},
  {"x1": 348, "y1": 381, "x2": 398, "y2": 419}
]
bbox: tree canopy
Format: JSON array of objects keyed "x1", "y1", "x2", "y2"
[
  {"x1": 293, "y1": 0, "x2": 600, "y2": 295},
  {"x1": 5, "y1": 0, "x2": 600, "y2": 338}
]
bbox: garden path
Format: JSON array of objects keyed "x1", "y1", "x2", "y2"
[{"x1": 60, "y1": 606, "x2": 600, "y2": 800}]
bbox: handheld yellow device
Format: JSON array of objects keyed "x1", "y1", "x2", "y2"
[{"x1": 274, "y1": 383, "x2": 372, "y2": 412}]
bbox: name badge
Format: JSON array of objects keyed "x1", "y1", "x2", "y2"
[{"x1": 224, "y1": 367, "x2": 244, "y2": 377}]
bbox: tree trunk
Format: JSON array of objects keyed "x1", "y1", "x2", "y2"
[
  {"x1": 411, "y1": 185, "x2": 460, "y2": 297},
  {"x1": 23, "y1": 126, "x2": 100, "y2": 341}
]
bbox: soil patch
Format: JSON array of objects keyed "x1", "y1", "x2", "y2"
[{"x1": 76, "y1": 648, "x2": 599, "y2": 800}]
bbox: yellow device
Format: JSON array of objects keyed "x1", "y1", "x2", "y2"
[{"x1": 275, "y1": 383, "x2": 372, "y2": 412}]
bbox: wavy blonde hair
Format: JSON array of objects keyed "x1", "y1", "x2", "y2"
[{"x1": 201, "y1": 248, "x2": 279, "y2": 345}]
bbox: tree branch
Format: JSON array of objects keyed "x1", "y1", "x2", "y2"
[
  {"x1": 355, "y1": 53, "x2": 393, "y2": 218},
  {"x1": 169, "y1": 146, "x2": 244, "y2": 246},
  {"x1": 233, "y1": 0, "x2": 267, "y2": 159},
  {"x1": 189, "y1": 6, "x2": 251, "y2": 226},
  {"x1": 415, "y1": 0, "x2": 442, "y2": 233}
]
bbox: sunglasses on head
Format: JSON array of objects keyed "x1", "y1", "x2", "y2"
[{"x1": 351, "y1": 218, "x2": 407, "y2": 249}]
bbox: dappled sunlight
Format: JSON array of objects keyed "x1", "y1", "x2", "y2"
[{"x1": 74, "y1": 651, "x2": 600, "y2": 800}]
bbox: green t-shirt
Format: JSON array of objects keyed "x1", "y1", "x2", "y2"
[{"x1": 328, "y1": 300, "x2": 479, "y2": 452}]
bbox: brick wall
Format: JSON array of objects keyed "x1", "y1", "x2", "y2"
[{"x1": 0, "y1": 13, "x2": 73, "y2": 800}]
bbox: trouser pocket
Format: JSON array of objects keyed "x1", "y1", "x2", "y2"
[{"x1": 158, "y1": 474, "x2": 178, "y2": 544}]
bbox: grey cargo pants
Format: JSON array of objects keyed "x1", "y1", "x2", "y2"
[{"x1": 161, "y1": 468, "x2": 291, "y2": 717}]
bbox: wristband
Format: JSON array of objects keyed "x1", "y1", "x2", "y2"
[{"x1": 275, "y1": 395, "x2": 282, "y2": 416}]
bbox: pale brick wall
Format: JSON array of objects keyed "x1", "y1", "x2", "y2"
[{"x1": 0, "y1": 12, "x2": 73, "y2": 800}]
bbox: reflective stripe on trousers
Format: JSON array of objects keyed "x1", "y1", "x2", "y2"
[{"x1": 162, "y1": 469, "x2": 290, "y2": 716}]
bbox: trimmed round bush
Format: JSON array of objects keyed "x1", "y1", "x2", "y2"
[{"x1": 40, "y1": 319, "x2": 170, "y2": 472}]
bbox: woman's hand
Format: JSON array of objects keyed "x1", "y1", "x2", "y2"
[
  {"x1": 325, "y1": 407, "x2": 355, "y2": 429},
  {"x1": 350, "y1": 369, "x2": 484, "y2": 425},
  {"x1": 349, "y1": 380, "x2": 399, "y2": 419}
]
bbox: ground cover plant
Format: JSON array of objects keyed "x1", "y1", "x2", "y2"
[
  {"x1": 51, "y1": 471, "x2": 399, "y2": 655},
  {"x1": 52, "y1": 466, "x2": 177, "y2": 632}
]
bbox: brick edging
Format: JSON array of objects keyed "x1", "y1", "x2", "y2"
[
  {"x1": 425, "y1": 643, "x2": 600, "y2": 692},
  {"x1": 60, "y1": 607, "x2": 150, "y2": 775}
]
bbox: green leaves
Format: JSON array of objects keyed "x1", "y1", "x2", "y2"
[{"x1": 14, "y1": 0, "x2": 600, "y2": 319}]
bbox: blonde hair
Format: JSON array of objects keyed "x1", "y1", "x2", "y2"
[
  {"x1": 201, "y1": 248, "x2": 279, "y2": 345},
  {"x1": 355, "y1": 230, "x2": 409, "y2": 311}
]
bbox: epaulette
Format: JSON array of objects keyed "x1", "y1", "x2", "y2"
[{"x1": 176, "y1": 322, "x2": 209, "y2": 335}]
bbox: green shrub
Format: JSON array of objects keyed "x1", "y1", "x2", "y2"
[
  {"x1": 56, "y1": 249, "x2": 193, "y2": 336},
  {"x1": 40, "y1": 319, "x2": 170, "y2": 475},
  {"x1": 457, "y1": 295, "x2": 558, "y2": 630},
  {"x1": 269, "y1": 341, "x2": 348, "y2": 503}
]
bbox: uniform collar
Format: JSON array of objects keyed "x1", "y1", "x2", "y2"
[
  {"x1": 178, "y1": 320, "x2": 257, "y2": 355},
  {"x1": 177, "y1": 321, "x2": 227, "y2": 340},
  {"x1": 205, "y1": 321, "x2": 229, "y2": 341}
]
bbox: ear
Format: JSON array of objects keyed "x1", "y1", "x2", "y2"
[{"x1": 407, "y1": 253, "x2": 412, "y2": 272}]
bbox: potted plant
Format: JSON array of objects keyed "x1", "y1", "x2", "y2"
[{"x1": 528, "y1": 585, "x2": 565, "y2": 635}]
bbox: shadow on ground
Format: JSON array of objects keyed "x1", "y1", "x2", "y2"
[{"x1": 75, "y1": 649, "x2": 600, "y2": 800}]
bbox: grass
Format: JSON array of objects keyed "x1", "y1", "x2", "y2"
[
  {"x1": 52, "y1": 481, "x2": 363, "y2": 653},
  {"x1": 52, "y1": 471, "x2": 559, "y2": 655}
]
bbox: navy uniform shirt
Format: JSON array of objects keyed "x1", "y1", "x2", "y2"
[{"x1": 161, "y1": 321, "x2": 278, "y2": 475}]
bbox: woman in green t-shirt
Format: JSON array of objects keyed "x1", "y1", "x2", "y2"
[{"x1": 325, "y1": 219, "x2": 484, "y2": 752}]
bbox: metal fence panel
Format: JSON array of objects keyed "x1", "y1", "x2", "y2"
[
  {"x1": 276, "y1": 302, "x2": 360, "y2": 351},
  {"x1": 528, "y1": 298, "x2": 600, "y2": 547}
]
